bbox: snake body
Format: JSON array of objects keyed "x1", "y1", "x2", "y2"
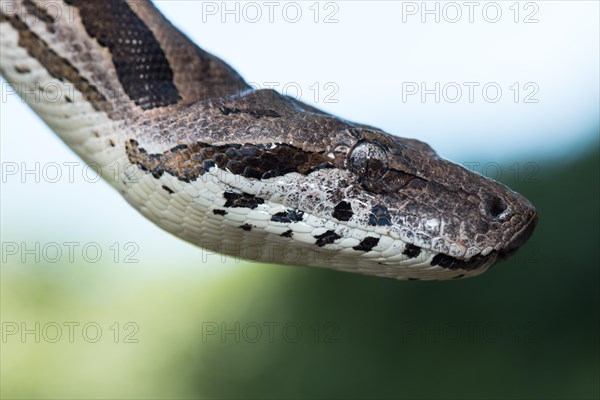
[{"x1": 0, "y1": 0, "x2": 537, "y2": 280}]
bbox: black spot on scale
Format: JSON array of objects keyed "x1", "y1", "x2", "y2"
[
  {"x1": 170, "y1": 144, "x2": 189, "y2": 153},
  {"x1": 271, "y1": 209, "x2": 304, "y2": 223},
  {"x1": 281, "y1": 230, "x2": 293, "y2": 238},
  {"x1": 223, "y1": 191, "x2": 264, "y2": 209},
  {"x1": 369, "y1": 204, "x2": 392, "y2": 226},
  {"x1": 333, "y1": 201, "x2": 353, "y2": 222},
  {"x1": 314, "y1": 230, "x2": 341, "y2": 247},
  {"x1": 353, "y1": 237, "x2": 380, "y2": 252},
  {"x1": 212, "y1": 209, "x2": 227, "y2": 216},
  {"x1": 239, "y1": 224, "x2": 253, "y2": 231},
  {"x1": 402, "y1": 244, "x2": 421, "y2": 259},
  {"x1": 430, "y1": 252, "x2": 493, "y2": 271},
  {"x1": 408, "y1": 277, "x2": 420, "y2": 281},
  {"x1": 161, "y1": 185, "x2": 174, "y2": 194}
]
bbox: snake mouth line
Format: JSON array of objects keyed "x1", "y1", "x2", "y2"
[
  {"x1": 428, "y1": 250, "x2": 497, "y2": 271},
  {"x1": 426, "y1": 209, "x2": 537, "y2": 271}
]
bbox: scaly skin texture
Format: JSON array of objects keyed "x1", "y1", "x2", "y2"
[
  {"x1": 0, "y1": 0, "x2": 537, "y2": 279},
  {"x1": 127, "y1": 90, "x2": 538, "y2": 269}
]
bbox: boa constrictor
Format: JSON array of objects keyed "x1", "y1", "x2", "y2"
[{"x1": 0, "y1": 0, "x2": 537, "y2": 280}]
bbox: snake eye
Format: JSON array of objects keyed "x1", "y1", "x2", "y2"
[
  {"x1": 349, "y1": 140, "x2": 388, "y2": 168},
  {"x1": 348, "y1": 140, "x2": 389, "y2": 192}
]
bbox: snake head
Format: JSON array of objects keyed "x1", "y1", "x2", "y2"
[
  {"x1": 337, "y1": 128, "x2": 538, "y2": 275},
  {"x1": 124, "y1": 89, "x2": 537, "y2": 279}
]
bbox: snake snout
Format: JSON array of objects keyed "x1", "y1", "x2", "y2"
[
  {"x1": 500, "y1": 208, "x2": 538, "y2": 258},
  {"x1": 477, "y1": 181, "x2": 537, "y2": 260},
  {"x1": 499, "y1": 200, "x2": 538, "y2": 259}
]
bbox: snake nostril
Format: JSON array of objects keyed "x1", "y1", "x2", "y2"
[{"x1": 485, "y1": 194, "x2": 508, "y2": 219}]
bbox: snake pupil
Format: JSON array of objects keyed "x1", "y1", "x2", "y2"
[{"x1": 348, "y1": 140, "x2": 389, "y2": 192}]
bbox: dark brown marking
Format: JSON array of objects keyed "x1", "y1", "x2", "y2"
[
  {"x1": 212, "y1": 209, "x2": 227, "y2": 216},
  {"x1": 108, "y1": 139, "x2": 115, "y2": 147},
  {"x1": 23, "y1": 0, "x2": 56, "y2": 31},
  {"x1": 66, "y1": 0, "x2": 180, "y2": 109},
  {"x1": 239, "y1": 223, "x2": 253, "y2": 231},
  {"x1": 353, "y1": 236, "x2": 380, "y2": 252},
  {"x1": 223, "y1": 191, "x2": 264, "y2": 209},
  {"x1": 332, "y1": 201, "x2": 353, "y2": 221},
  {"x1": 402, "y1": 243, "x2": 421, "y2": 259},
  {"x1": 125, "y1": 139, "x2": 206, "y2": 182},
  {"x1": 314, "y1": 230, "x2": 341, "y2": 247},
  {"x1": 14, "y1": 65, "x2": 31, "y2": 74},
  {"x1": 271, "y1": 209, "x2": 304, "y2": 223},
  {"x1": 4, "y1": 14, "x2": 108, "y2": 110},
  {"x1": 161, "y1": 185, "x2": 174, "y2": 194},
  {"x1": 125, "y1": 140, "x2": 343, "y2": 183},
  {"x1": 281, "y1": 230, "x2": 293, "y2": 238},
  {"x1": 220, "y1": 143, "x2": 339, "y2": 179}
]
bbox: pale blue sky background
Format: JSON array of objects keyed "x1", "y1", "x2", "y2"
[{"x1": 1, "y1": 1, "x2": 598, "y2": 273}]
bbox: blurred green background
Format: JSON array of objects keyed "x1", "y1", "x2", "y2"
[{"x1": 1, "y1": 144, "x2": 598, "y2": 399}]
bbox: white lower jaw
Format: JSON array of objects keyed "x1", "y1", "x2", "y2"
[{"x1": 117, "y1": 162, "x2": 488, "y2": 280}]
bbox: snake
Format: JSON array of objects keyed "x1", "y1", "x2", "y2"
[{"x1": 0, "y1": 0, "x2": 537, "y2": 280}]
